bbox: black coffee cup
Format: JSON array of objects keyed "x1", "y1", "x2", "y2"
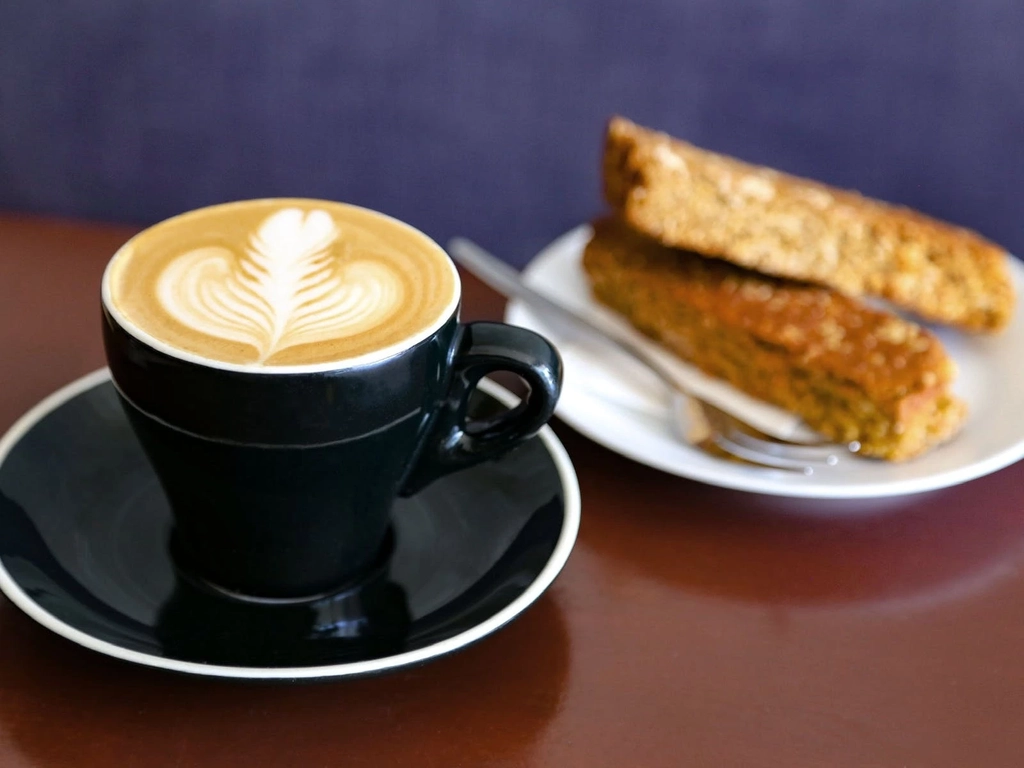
[{"x1": 101, "y1": 210, "x2": 561, "y2": 600}]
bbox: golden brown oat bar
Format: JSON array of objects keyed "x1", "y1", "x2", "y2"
[
  {"x1": 582, "y1": 217, "x2": 967, "y2": 461},
  {"x1": 604, "y1": 116, "x2": 1015, "y2": 332}
]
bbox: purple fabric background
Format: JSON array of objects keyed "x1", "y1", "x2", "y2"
[{"x1": 1, "y1": 1, "x2": 1021, "y2": 265}]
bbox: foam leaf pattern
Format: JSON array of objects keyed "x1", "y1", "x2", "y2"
[{"x1": 156, "y1": 208, "x2": 404, "y2": 363}]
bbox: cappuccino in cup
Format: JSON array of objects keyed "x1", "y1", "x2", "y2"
[
  {"x1": 101, "y1": 199, "x2": 562, "y2": 599},
  {"x1": 105, "y1": 199, "x2": 459, "y2": 368}
]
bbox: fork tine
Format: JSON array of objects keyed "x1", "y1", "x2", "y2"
[
  {"x1": 693, "y1": 399, "x2": 859, "y2": 471},
  {"x1": 708, "y1": 432, "x2": 818, "y2": 474},
  {"x1": 672, "y1": 394, "x2": 826, "y2": 472},
  {"x1": 718, "y1": 428, "x2": 846, "y2": 465}
]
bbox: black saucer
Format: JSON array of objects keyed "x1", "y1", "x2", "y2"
[{"x1": 0, "y1": 371, "x2": 579, "y2": 680}]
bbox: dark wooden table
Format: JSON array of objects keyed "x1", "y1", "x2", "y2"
[{"x1": 2, "y1": 213, "x2": 1024, "y2": 767}]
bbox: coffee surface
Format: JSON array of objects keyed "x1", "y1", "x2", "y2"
[{"x1": 105, "y1": 200, "x2": 458, "y2": 366}]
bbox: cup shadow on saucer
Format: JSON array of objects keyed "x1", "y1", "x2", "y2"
[{"x1": 155, "y1": 528, "x2": 414, "y2": 668}]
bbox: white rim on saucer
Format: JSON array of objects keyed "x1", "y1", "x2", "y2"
[{"x1": 0, "y1": 368, "x2": 581, "y2": 679}]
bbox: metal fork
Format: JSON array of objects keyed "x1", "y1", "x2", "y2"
[{"x1": 447, "y1": 237, "x2": 861, "y2": 474}]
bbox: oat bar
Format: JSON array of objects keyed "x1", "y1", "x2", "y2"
[{"x1": 582, "y1": 217, "x2": 967, "y2": 460}]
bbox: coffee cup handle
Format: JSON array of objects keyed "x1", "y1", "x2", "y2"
[{"x1": 399, "y1": 321, "x2": 562, "y2": 496}]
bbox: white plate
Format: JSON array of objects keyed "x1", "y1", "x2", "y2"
[{"x1": 506, "y1": 226, "x2": 1024, "y2": 498}]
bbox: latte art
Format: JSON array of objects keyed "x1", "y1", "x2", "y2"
[
  {"x1": 157, "y1": 209, "x2": 405, "y2": 363},
  {"x1": 104, "y1": 200, "x2": 459, "y2": 367}
]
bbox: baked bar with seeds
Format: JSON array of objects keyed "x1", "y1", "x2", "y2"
[{"x1": 582, "y1": 217, "x2": 967, "y2": 461}]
